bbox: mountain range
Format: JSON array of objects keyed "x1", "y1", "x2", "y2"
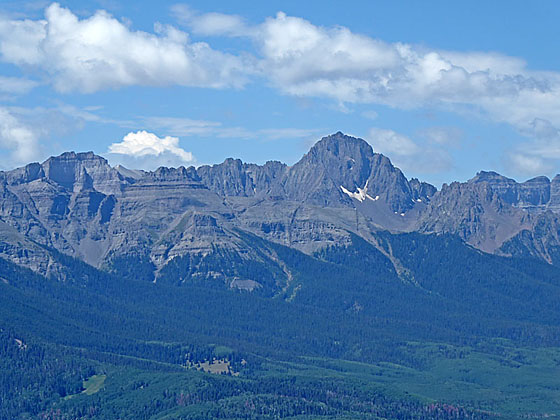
[
  {"x1": 1, "y1": 131, "x2": 559, "y2": 288},
  {"x1": 5, "y1": 132, "x2": 560, "y2": 418}
]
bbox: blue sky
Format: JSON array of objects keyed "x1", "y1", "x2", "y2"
[{"x1": 0, "y1": 1, "x2": 559, "y2": 187}]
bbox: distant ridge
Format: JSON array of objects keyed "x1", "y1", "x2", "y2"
[{"x1": 1, "y1": 131, "x2": 560, "y2": 279}]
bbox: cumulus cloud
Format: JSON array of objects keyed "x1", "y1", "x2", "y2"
[
  {"x1": 368, "y1": 127, "x2": 452, "y2": 174},
  {"x1": 0, "y1": 3, "x2": 251, "y2": 92},
  {"x1": 252, "y1": 11, "x2": 560, "y2": 129},
  {"x1": 107, "y1": 130, "x2": 194, "y2": 170}
]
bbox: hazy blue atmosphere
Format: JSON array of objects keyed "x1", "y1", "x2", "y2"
[{"x1": 0, "y1": 1, "x2": 559, "y2": 186}]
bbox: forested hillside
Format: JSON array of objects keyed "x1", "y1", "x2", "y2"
[{"x1": 2, "y1": 230, "x2": 560, "y2": 418}]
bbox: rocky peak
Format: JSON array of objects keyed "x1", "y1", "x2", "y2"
[
  {"x1": 285, "y1": 132, "x2": 425, "y2": 212},
  {"x1": 409, "y1": 178, "x2": 437, "y2": 202},
  {"x1": 467, "y1": 171, "x2": 552, "y2": 208},
  {"x1": 469, "y1": 171, "x2": 515, "y2": 184},
  {"x1": 468, "y1": 171, "x2": 518, "y2": 205},
  {"x1": 281, "y1": 133, "x2": 370, "y2": 206},
  {"x1": 197, "y1": 158, "x2": 254, "y2": 196},
  {"x1": 41, "y1": 151, "x2": 124, "y2": 195},
  {"x1": 420, "y1": 179, "x2": 528, "y2": 253},
  {"x1": 300, "y1": 131, "x2": 374, "y2": 186},
  {"x1": 519, "y1": 176, "x2": 551, "y2": 207},
  {"x1": 4, "y1": 162, "x2": 45, "y2": 185},
  {"x1": 197, "y1": 158, "x2": 288, "y2": 197},
  {"x1": 196, "y1": 132, "x2": 433, "y2": 212},
  {"x1": 365, "y1": 153, "x2": 414, "y2": 211},
  {"x1": 142, "y1": 166, "x2": 200, "y2": 183},
  {"x1": 115, "y1": 165, "x2": 144, "y2": 181},
  {"x1": 4, "y1": 133, "x2": 560, "y2": 278}
]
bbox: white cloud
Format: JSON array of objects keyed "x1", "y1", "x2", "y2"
[
  {"x1": 5, "y1": 3, "x2": 560, "y2": 142},
  {"x1": 368, "y1": 127, "x2": 452, "y2": 174},
  {"x1": 171, "y1": 4, "x2": 252, "y2": 37},
  {"x1": 0, "y1": 14, "x2": 46, "y2": 65},
  {"x1": 369, "y1": 127, "x2": 419, "y2": 156},
  {"x1": 236, "y1": 11, "x2": 560, "y2": 160},
  {"x1": 0, "y1": 3, "x2": 252, "y2": 93},
  {"x1": 175, "y1": 8, "x2": 560, "y2": 158},
  {"x1": 257, "y1": 12, "x2": 399, "y2": 103},
  {"x1": 0, "y1": 107, "x2": 41, "y2": 166},
  {"x1": 108, "y1": 130, "x2": 193, "y2": 164},
  {"x1": 251, "y1": 12, "x2": 555, "y2": 119}
]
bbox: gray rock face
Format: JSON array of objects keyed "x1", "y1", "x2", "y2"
[
  {"x1": 498, "y1": 211, "x2": 560, "y2": 264},
  {"x1": 197, "y1": 159, "x2": 287, "y2": 197},
  {"x1": 467, "y1": 171, "x2": 556, "y2": 210},
  {"x1": 409, "y1": 178, "x2": 437, "y2": 202},
  {"x1": 520, "y1": 176, "x2": 551, "y2": 207},
  {"x1": 548, "y1": 176, "x2": 560, "y2": 211},
  {"x1": 0, "y1": 218, "x2": 75, "y2": 280},
  {"x1": 280, "y1": 132, "x2": 420, "y2": 212},
  {"x1": 418, "y1": 179, "x2": 530, "y2": 253},
  {"x1": 2, "y1": 132, "x2": 560, "y2": 282},
  {"x1": 42, "y1": 152, "x2": 126, "y2": 195}
]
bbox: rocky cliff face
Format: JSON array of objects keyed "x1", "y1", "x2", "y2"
[
  {"x1": 417, "y1": 170, "x2": 560, "y2": 253},
  {"x1": 1, "y1": 132, "x2": 560, "y2": 283},
  {"x1": 197, "y1": 159, "x2": 287, "y2": 197},
  {"x1": 418, "y1": 178, "x2": 530, "y2": 253}
]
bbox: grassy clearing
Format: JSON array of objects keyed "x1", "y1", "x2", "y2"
[
  {"x1": 82, "y1": 374, "x2": 106, "y2": 395},
  {"x1": 63, "y1": 374, "x2": 106, "y2": 401}
]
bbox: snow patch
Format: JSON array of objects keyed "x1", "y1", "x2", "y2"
[
  {"x1": 340, "y1": 180, "x2": 377, "y2": 202},
  {"x1": 14, "y1": 338, "x2": 26, "y2": 350}
]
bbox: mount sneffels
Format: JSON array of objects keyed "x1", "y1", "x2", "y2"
[{"x1": 1, "y1": 132, "x2": 560, "y2": 289}]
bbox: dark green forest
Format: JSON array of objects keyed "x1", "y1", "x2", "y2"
[{"x1": 2, "y1": 231, "x2": 560, "y2": 419}]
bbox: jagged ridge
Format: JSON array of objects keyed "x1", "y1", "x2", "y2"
[{"x1": 1, "y1": 132, "x2": 560, "y2": 285}]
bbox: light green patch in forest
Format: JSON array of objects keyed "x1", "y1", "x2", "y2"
[
  {"x1": 82, "y1": 374, "x2": 106, "y2": 395},
  {"x1": 64, "y1": 374, "x2": 106, "y2": 400}
]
